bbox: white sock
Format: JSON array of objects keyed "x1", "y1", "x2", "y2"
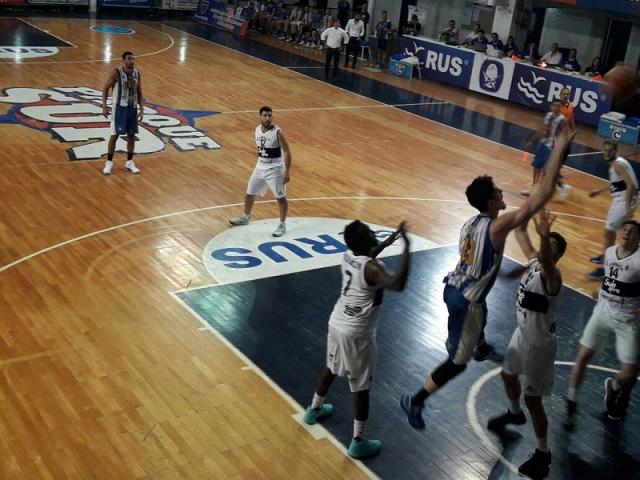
[
  {"x1": 243, "y1": 213, "x2": 251, "y2": 219},
  {"x1": 567, "y1": 387, "x2": 578, "y2": 402},
  {"x1": 509, "y1": 398, "x2": 522, "y2": 415},
  {"x1": 310, "y1": 393, "x2": 325, "y2": 410},
  {"x1": 353, "y1": 419, "x2": 366, "y2": 439},
  {"x1": 537, "y1": 436, "x2": 548, "y2": 453},
  {"x1": 612, "y1": 379, "x2": 622, "y2": 392}
]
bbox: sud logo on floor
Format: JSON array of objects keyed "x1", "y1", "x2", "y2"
[{"x1": 203, "y1": 217, "x2": 437, "y2": 283}]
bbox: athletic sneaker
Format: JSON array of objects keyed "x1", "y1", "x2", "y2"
[
  {"x1": 590, "y1": 254, "x2": 603, "y2": 264},
  {"x1": 347, "y1": 438, "x2": 382, "y2": 459},
  {"x1": 520, "y1": 188, "x2": 531, "y2": 197},
  {"x1": 558, "y1": 184, "x2": 572, "y2": 200},
  {"x1": 472, "y1": 343, "x2": 503, "y2": 362},
  {"x1": 588, "y1": 267, "x2": 605, "y2": 279},
  {"x1": 563, "y1": 399, "x2": 577, "y2": 431},
  {"x1": 125, "y1": 160, "x2": 140, "y2": 174},
  {"x1": 102, "y1": 160, "x2": 113, "y2": 175},
  {"x1": 229, "y1": 214, "x2": 250, "y2": 226},
  {"x1": 400, "y1": 393, "x2": 425, "y2": 429},
  {"x1": 518, "y1": 449, "x2": 551, "y2": 480},
  {"x1": 272, "y1": 222, "x2": 286, "y2": 237},
  {"x1": 487, "y1": 410, "x2": 527, "y2": 432},
  {"x1": 302, "y1": 404, "x2": 333, "y2": 425},
  {"x1": 604, "y1": 377, "x2": 618, "y2": 416}
]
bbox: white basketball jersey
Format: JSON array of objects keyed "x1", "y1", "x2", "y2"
[
  {"x1": 598, "y1": 246, "x2": 640, "y2": 320},
  {"x1": 609, "y1": 157, "x2": 639, "y2": 200},
  {"x1": 255, "y1": 125, "x2": 283, "y2": 163},
  {"x1": 445, "y1": 215, "x2": 504, "y2": 303},
  {"x1": 540, "y1": 112, "x2": 564, "y2": 148},
  {"x1": 329, "y1": 251, "x2": 383, "y2": 336},
  {"x1": 111, "y1": 66, "x2": 139, "y2": 108},
  {"x1": 516, "y1": 258, "x2": 561, "y2": 346}
]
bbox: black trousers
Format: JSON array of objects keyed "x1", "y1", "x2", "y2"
[
  {"x1": 345, "y1": 37, "x2": 360, "y2": 67},
  {"x1": 324, "y1": 47, "x2": 340, "y2": 78}
]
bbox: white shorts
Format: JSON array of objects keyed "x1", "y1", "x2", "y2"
[
  {"x1": 502, "y1": 327, "x2": 557, "y2": 396},
  {"x1": 606, "y1": 197, "x2": 637, "y2": 231},
  {"x1": 326, "y1": 326, "x2": 376, "y2": 392},
  {"x1": 246, "y1": 161, "x2": 286, "y2": 199},
  {"x1": 580, "y1": 303, "x2": 640, "y2": 365}
]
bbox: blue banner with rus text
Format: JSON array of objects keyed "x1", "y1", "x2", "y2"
[{"x1": 400, "y1": 36, "x2": 474, "y2": 89}]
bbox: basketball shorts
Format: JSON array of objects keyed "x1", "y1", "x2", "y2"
[
  {"x1": 444, "y1": 285, "x2": 487, "y2": 365},
  {"x1": 531, "y1": 143, "x2": 551, "y2": 170},
  {"x1": 377, "y1": 38, "x2": 388, "y2": 50},
  {"x1": 246, "y1": 161, "x2": 287, "y2": 199},
  {"x1": 606, "y1": 197, "x2": 637, "y2": 231},
  {"x1": 580, "y1": 303, "x2": 640, "y2": 365},
  {"x1": 502, "y1": 327, "x2": 557, "y2": 396},
  {"x1": 111, "y1": 104, "x2": 139, "y2": 136},
  {"x1": 326, "y1": 326, "x2": 376, "y2": 392}
]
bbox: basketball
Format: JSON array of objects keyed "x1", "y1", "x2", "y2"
[{"x1": 604, "y1": 64, "x2": 639, "y2": 101}]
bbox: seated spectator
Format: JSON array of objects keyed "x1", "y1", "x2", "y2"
[
  {"x1": 521, "y1": 42, "x2": 539, "y2": 62},
  {"x1": 404, "y1": 14, "x2": 422, "y2": 36},
  {"x1": 583, "y1": 56, "x2": 602, "y2": 77},
  {"x1": 283, "y1": 4, "x2": 304, "y2": 41},
  {"x1": 271, "y1": 2, "x2": 290, "y2": 39},
  {"x1": 562, "y1": 48, "x2": 581, "y2": 71},
  {"x1": 488, "y1": 32, "x2": 503, "y2": 51},
  {"x1": 462, "y1": 23, "x2": 481, "y2": 46},
  {"x1": 439, "y1": 19, "x2": 459, "y2": 44},
  {"x1": 470, "y1": 29, "x2": 488, "y2": 52},
  {"x1": 541, "y1": 43, "x2": 562, "y2": 65},
  {"x1": 503, "y1": 36, "x2": 518, "y2": 57}
]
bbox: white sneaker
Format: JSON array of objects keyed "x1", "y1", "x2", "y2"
[
  {"x1": 229, "y1": 214, "x2": 251, "y2": 226},
  {"x1": 558, "y1": 184, "x2": 572, "y2": 200},
  {"x1": 102, "y1": 160, "x2": 113, "y2": 175},
  {"x1": 520, "y1": 188, "x2": 531, "y2": 196},
  {"x1": 125, "y1": 160, "x2": 140, "y2": 174},
  {"x1": 272, "y1": 222, "x2": 286, "y2": 237}
]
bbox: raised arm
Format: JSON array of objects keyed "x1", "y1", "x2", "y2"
[
  {"x1": 365, "y1": 225, "x2": 410, "y2": 291},
  {"x1": 370, "y1": 220, "x2": 407, "y2": 258},
  {"x1": 534, "y1": 210, "x2": 562, "y2": 295},
  {"x1": 515, "y1": 217, "x2": 538, "y2": 260},
  {"x1": 277, "y1": 129, "x2": 292, "y2": 184},
  {"x1": 102, "y1": 69, "x2": 118, "y2": 118}
]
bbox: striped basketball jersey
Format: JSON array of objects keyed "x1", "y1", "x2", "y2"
[
  {"x1": 609, "y1": 156, "x2": 639, "y2": 199},
  {"x1": 445, "y1": 215, "x2": 503, "y2": 303},
  {"x1": 540, "y1": 112, "x2": 564, "y2": 148},
  {"x1": 598, "y1": 245, "x2": 640, "y2": 321},
  {"x1": 111, "y1": 66, "x2": 139, "y2": 108},
  {"x1": 255, "y1": 125, "x2": 283, "y2": 163},
  {"x1": 329, "y1": 251, "x2": 383, "y2": 336},
  {"x1": 516, "y1": 258, "x2": 561, "y2": 346}
]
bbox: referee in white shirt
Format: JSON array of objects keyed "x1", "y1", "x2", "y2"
[
  {"x1": 321, "y1": 18, "x2": 349, "y2": 80},
  {"x1": 344, "y1": 13, "x2": 365, "y2": 68}
]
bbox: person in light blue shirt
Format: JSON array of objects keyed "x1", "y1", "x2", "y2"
[{"x1": 563, "y1": 49, "x2": 581, "y2": 72}]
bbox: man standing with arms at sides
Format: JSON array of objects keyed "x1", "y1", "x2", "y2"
[
  {"x1": 487, "y1": 210, "x2": 567, "y2": 480},
  {"x1": 400, "y1": 130, "x2": 573, "y2": 430},
  {"x1": 321, "y1": 18, "x2": 349, "y2": 80},
  {"x1": 228, "y1": 106, "x2": 292, "y2": 237},
  {"x1": 374, "y1": 11, "x2": 391, "y2": 68},
  {"x1": 303, "y1": 220, "x2": 411, "y2": 459},
  {"x1": 344, "y1": 11, "x2": 364, "y2": 68},
  {"x1": 102, "y1": 51, "x2": 143, "y2": 175},
  {"x1": 588, "y1": 141, "x2": 639, "y2": 278}
]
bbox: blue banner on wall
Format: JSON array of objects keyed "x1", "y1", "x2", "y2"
[
  {"x1": 98, "y1": 0, "x2": 153, "y2": 7},
  {"x1": 194, "y1": 0, "x2": 252, "y2": 36}
]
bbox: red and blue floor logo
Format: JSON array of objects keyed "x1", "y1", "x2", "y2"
[{"x1": 0, "y1": 86, "x2": 221, "y2": 160}]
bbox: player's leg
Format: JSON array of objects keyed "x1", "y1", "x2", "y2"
[
  {"x1": 104, "y1": 105, "x2": 121, "y2": 175},
  {"x1": 267, "y1": 166, "x2": 287, "y2": 236},
  {"x1": 125, "y1": 133, "x2": 139, "y2": 174},
  {"x1": 605, "y1": 321, "x2": 639, "y2": 419},
  {"x1": 519, "y1": 395, "x2": 552, "y2": 479},
  {"x1": 303, "y1": 327, "x2": 341, "y2": 425},
  {"x1": 229, "y1": 168, "x2": 264, "y2": 226}
]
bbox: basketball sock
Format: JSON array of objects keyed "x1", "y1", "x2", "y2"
[
  {"x1": 567, "y1": 387, "x2": 578, "y2": 402},
  {"x1": 412, "y1": 388, "x2": 429, "y2": 405},
  {"x1": 127, "y1": 152, "x2": 133, "y2": 161},
  {"x1": 612, "y1": 379, "x2": 622, "y2": 392},
  {"x1": 509, "y1": 398, "x2": 522, "y2": 415},
  {"x1": 311, "y1": 393, "x2": 325, "y2": 410},
  {"x1": 353, "y1": 420, "x2": 366, "y2": 439},
  {"x1": 107, "y1": 154, "x2": 114, "y2": 161},
  {"x1": 537, "y1": 436, "x2": 548, "y2": 453}
]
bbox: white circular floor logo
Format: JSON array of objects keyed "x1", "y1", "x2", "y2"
[
  {"x1": 203, "y1": 217, "x2": 438, "y2": 283},
  {"x1": 0, "y1": 47, "x2": 59, "y2": 59}
]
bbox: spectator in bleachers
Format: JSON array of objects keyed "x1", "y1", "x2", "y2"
[
  {"x1": 583, "y1": 56, "x2": 602, "y2": 77},
  {"x1": 374, "y1": 10, "x2": 392, "y2": 67},
  {"x1": 439, "y1": 20, "x2": 459, "y2": 44},
  {"x1": 488, "y1": 32, "x2": 503, "y2": 51},
  {"x1": 503, "y1": 36, "x2": 518, "y2": 57},
  {"x1": 271, "y1": 2, "x2": 289, "y2": 39},
  {"x1": 404, "y1": 14, "x2": 422, "y2": 36},
  {"x1": 562, "y1": 48, "x2": 580, "y2": 71},
  {"x1": 283, "y1": 4, "x2": 304, "y2": 41},
  {"x1": 541, "y1": 43, "x2": 562, "y2": 66},
  {"x1": 521, "y1": 42, "x2": 539, "y2": 62},
  {"x1": 360, "y1": 3, "x2": 370, "y2": 39},
  {"x1": 338, "y1": 0, "x2": 351, "y2": 28},
  {"x1": 462, "y1": 23, "x2": 481, "y2": 46},
  {"x1": 470, "y1": 29, "x2": 488, "y2": 52},
  {"x1": 345, "y1": 11, "x2": 365, "y2": 68},
  {"x1": 297, "y1": 8, "x2": 317, "y2": 46}
]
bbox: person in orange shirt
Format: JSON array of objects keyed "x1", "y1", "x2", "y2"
[{"x1": 557, "y1": 87, "x2": 574, "y2": 200}]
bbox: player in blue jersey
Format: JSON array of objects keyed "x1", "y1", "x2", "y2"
[{"x1": 400, "y1": 129, "x2": 574, "y2": 430}]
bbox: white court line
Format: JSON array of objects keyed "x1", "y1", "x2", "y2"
[
  {"x1": 285, "y1": 66, "x2": 325, "y2": 69},
  {"x1": 170, "y1": 291, "x2": 381, "y2": 480},
  {"x1": 161, "y1": 23, "x2": 608, "y2": 182},
  {"x1": 18, "y1": 18, "x2": 77, "y2": 48},
  {"x1": 568, "y1": 151, "x2": 602, "y2": 158},
  {"x1": 222, "y1": 101, "x2": 448, "y2": 114}
]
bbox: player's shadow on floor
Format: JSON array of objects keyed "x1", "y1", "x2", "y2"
[{"x1": 486, "y1": 428, "x2": 523, "y2": 479}]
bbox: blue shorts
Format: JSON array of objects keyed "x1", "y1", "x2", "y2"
[
  {"x1": 111, "y1": 104, "x2": 139, "y2": 136},
  {"x1": 531, "y1": 143, "x2": 551, "y2": 170},
  {"x1": 377, "y1": 38, "x2": 388, "y2": 50},
  {"x1": 444, "y1": 285, "x2": 487, "y2": 364}
]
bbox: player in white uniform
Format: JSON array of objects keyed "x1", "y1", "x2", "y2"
[
  {"x1": 588, "y1": 141, "x2": 638, "y2": 278},
  {"x1": 229, "y1": 106, "x2": 292, "y2": 237},
  {"x1": 101, "y1": 51, "x2": 143, "y2": 175},
  {"x1": 487, "y1": 210, "x2": 566, "y2": 480},
  {"x1": 400, "y1": 129, "x2": 574, "y2": 431},
  {"x1": 566, "y1": 219, "x2": 640, "y2": 427},
  {"x1": 303, "y1": 220, "x2": 411, "y2": 459}
]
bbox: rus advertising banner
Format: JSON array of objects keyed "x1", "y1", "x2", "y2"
[
  {"x1": 469, "y1": 55, "x2": 516, "y2": 100},
  {"x1": 508, "y1": 62, "x2": 611, "y2": 125},
  {"x1": 400, "y1": 36, "x2": 474, "y2": 89},
  {"x1": 194, "y1": 0, "x2": 251, "y2": 36}
]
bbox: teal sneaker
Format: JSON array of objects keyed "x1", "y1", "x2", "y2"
[
  {"x1": 347, "y1": 438, "x2": 382, "y2": 459},
  {"x1": 302, "y1": 404, "x2": 333, "y2": 425}
]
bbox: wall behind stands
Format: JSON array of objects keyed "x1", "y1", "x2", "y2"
[{"x1": 415, "y1": 0, "x2": 492, "y2": 43}]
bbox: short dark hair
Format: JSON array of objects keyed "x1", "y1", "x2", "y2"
[
  {"x1": 466, "y1": 175, "x2": 496, "y2": 212},
  {"x1": 603, "y1": 140, "x2": 618, "y2": 151},
  {"x1": 621, "y1": 219, "x2": 640, "y2": 233},
  {"x1": 549, "y1": 232, "x2": 567, "y2": 257},
  {"x1": 259, "y1": 106, "x2": 272, "y2": 114},
  {"x1": 122, "y1": 51, "x2": 134, "y2": 59},
  {"x1": 382, "y1": 10, "x2": 387, "y2": 14},
  {"x1": 344, "y1": 220, "x2": 369, "y2": 252},
  {"x1": 478, "y1": 29, "x2": 485, "y2": 35}
]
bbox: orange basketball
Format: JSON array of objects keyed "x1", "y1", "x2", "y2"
[{"x1": 604, "y1": 65, "x2": 639, "y2": 101}]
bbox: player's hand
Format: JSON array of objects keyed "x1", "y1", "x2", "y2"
[
  {"x1": 283, "y1": 170, "x2": 290, "y2": 184},
  {"x1": 138, "y1": 109, "x2": 144, "y2": 123},
  {"x1": 102, "y1": 106, "x2": 109, "y2": 118},
  {"x1": 533, "y1": 209, "x2": 555, "y2": 237},
  {"x1": 588, "y1": 189, "x2": 601, "y2": 198}
]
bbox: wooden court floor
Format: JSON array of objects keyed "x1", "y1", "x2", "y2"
[{"x1": 0, "y1": 17, "x2": 626, "y2": 479}]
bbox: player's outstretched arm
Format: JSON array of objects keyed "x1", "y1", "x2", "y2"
[
  {"x1": 371, "y1": 220, "x2": 407, "y2": 258},
  {"x1": 514, "y1": 217, "x2": 537, "y2": 260},
  {"x1": 365, "y1": 225, "x2": 410, "y2": 291},
  {"x1": 534, "y1": 210, "x2": 562, "y2": 295}
]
